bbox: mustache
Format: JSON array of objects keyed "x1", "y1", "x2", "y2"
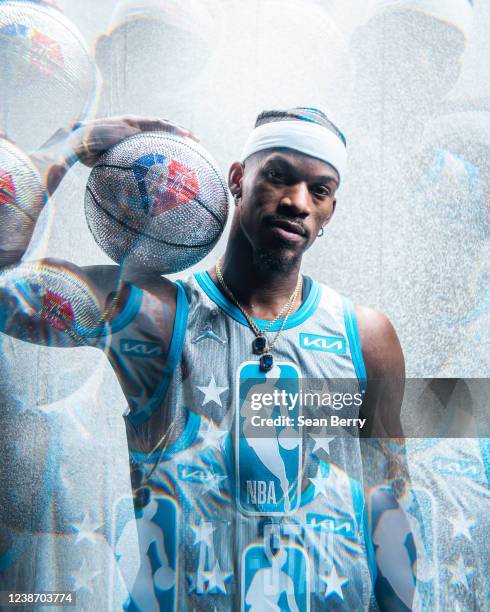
[{"x1": 263, "y1": 214, "x2": 309, "y2": 237}]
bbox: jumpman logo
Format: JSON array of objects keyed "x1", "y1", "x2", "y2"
[{"x1": 192, "y1": 316, "x2": 226, "y2": 345}]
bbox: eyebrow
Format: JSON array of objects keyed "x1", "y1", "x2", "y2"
[{"x1": 263, "y1": 155, "x2": 339, "y2": 187}]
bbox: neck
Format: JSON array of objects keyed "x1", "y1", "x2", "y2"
[{"x1": 210, "y1": 231, "x2": 304, "y2": 319}]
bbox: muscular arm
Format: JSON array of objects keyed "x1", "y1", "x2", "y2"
[
  {"x1": 356, "y1": 305, "x2": 405, "y2": 437},
  {"x1": 355, "y1": 307, "x2": 413, "y2": 610},
  {"x1": 0, "y1": 115, "x2": 194, "y2": 341}
]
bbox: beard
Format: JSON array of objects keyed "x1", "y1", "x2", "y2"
[{"x1": 253, "y1": 248, "x2": 301, "y2": 274}]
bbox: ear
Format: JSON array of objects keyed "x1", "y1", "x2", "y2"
[
  {"x1": 324, "y1": 198, "x2": 336, "y2": 225},
  {"x1": 228, "y1": 161, "x2": 245, "y2": 198}
]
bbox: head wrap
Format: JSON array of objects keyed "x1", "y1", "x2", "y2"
[
  {"x1": 108, "y1": 0, "x2": 213, "y2": 37},
  {"x1": 240, "y1": 107, "x2": 347, "y2": 182},
  {"x1": 367, "y1": 0, "x2": 475, "y2": 40}
]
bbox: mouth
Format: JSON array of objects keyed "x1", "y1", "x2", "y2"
[{"x1": 266, "y1": 218, "x2": 307, "y2": 244}]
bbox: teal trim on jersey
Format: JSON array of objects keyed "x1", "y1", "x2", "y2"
[
  {"x1": 110, "y1": 284, "x2": 144, "y2": 334},
  {"x1": 125, "y1": 281, "x2": 189, "y2": 426},
  {"x1": 342, "y1": 297, "x2": 367, "y2": 394},
  {"x1": 167, "y1": 280, "x2": 188, "y2": 373},
  {"x1": 478, "y1": 438, "x2": 490, "y2": 488},
  {"x1": 350, "y1": 477, "x2": 377, "y2": 585},
  {"x1": 194, "y1": 271, "x2": 321, "y2": 330},
  {"x1": 130, "y1": 409, "x2": 200, "y2": 463}
]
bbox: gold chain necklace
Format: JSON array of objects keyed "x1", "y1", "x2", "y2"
[{"x1": 215, "y1": 257, "x2": 302, "y2": 371}]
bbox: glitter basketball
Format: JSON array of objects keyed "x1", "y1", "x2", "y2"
[
  {"x1": 0, "y1": 0, "x2": 95, "y2": 151},
  {"x1": 85, "y1": 132, "x2": 229, "y2": 273},
  {"x1": 0, "y1": 137, "x2": 46, "y2": 260}
]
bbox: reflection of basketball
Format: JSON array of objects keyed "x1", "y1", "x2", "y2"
[
  {"x1": 85, "y1": 132, "x2": 229, "y2": 273},
  {"x1": 0, "y1": 1, "x2": 95, "y2": 150},
  {"x1": 0, "y1": 261, "x2": 104, "y2": 342},
  {"x1": 0, "y1": 137, "x2": 46, "y2": 262}
]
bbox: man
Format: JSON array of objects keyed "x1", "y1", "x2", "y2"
[{"x1": 0, "y1": 108, "x2": 406, "y2": 609}]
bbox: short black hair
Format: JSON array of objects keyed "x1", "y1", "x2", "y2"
[{"x1": 255, "y1": 107, "x2": 346, "y2": 147}]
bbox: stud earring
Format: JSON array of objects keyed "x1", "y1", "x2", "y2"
[
  {"x1": 318, "y1": 226, "x2": 324, "y2": 237},
  {"x1": 233, "y1": 192, "x2": 241, "y2": 206}
]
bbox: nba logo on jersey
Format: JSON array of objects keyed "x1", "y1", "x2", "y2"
[
  {"x1": 111, "y1": 495, "x2": 178, "y2": 612},
  {"x1": 0, "y1": 169, "x2": 15, "y2": 206},
  {"x1": 241, "y1": 544, "x2": 310, "y2": 611},
  {"x1": 132, "y1": 153, "x2": 200, "y2": 217},
  {"x1": 236, "y1": 362, "x2": 302, "y2": 515},
  {"x1": 405, "y1": 488, "x2": 436, "y2": 607}
]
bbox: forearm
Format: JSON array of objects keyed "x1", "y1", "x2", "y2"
[{"x1": 30, "y1": 125, "x2": 86, "y2": 196}]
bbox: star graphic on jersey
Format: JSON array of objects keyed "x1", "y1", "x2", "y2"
[
  {"x1": 309, "y1": 467, "x2": 330, "y2": 499},
  {"x1": 202, "y1": 472, "x2": 228, "y2": 497},
  {"x1": 196, "y1": 376, "x2": 228, "y2": 407},
  {"x1": 71, "y1": 513, "x2": 103, "y2": 545},
  {"x1": 321, "y1": 564, "x2": 348, "y2": 601},
  {"x1": 309, "y1": 430, "x2": 335, "y2": 455},
  {"x1": 199, "y1": 418, "x2": 229, "y2": 450},
  {"x1": 448, "y1": 512, "x2": 475, "y2": 541},
  {"x1": 191, "y1": 521, "x2": 215, "y2": 547},
  {"x1": 203, "y1": 561, "x2": 231, "y2": 594},
  {"x1": 448, "y1": 555, "x2": 472, "y2": 590},
  {"x1": 72, "y1": 559, "x2": 101, "y2": 593},
  {"x1": 192, "y1": 322, "x2": 226, "y2": 345},
  {"x1": 187, "y1": 572, "x2": 206, "y2": 595}
]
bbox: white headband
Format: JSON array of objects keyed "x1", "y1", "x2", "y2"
[{"x1": 240, "y1": 120, "x2": 347, "y2": 182}]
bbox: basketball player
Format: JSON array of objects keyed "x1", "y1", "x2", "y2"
[{"x1": 0, "y1": 108, "x2": 407, "y2": 610}]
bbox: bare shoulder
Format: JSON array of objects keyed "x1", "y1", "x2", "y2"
[
  {"x1": 354, "y1": 304, "x2": 405, "y2": 379},
  {"x1": 83, "y1": 264, "x2": 178, "y2": 318}
]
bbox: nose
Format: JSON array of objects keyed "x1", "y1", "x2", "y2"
[{"x1": 278, "y1": 181, "x2": 310, "y2": 216}]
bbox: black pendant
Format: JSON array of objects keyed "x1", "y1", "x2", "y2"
[
  {"x1": 134, "y1": 486, "x2": 151, "y2": 509},
  {"x1": 259, "y1": 353, "x2": 274, "y2": 371},
  {"x1": 253, "y1": 335, "x2": 267, "y2": 355}
]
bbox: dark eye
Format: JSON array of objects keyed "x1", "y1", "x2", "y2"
[
  {"x1": 267, "y1": 169, "x2": 284, "y2": 183},
  {"x1": 312, "y1": 185, "x2": 331, "y2": 198}
]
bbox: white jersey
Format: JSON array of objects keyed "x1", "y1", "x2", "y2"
[
  {"x1": 113, "y1": 271, "x2": 375, "y2": 611},
  {"x1": 403, "y1": 437, "x2": 490, "y2": 612}
]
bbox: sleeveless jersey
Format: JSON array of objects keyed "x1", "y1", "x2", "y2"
[{"x1": 113, "y1": 271, "x2": 376, "y2": 611}]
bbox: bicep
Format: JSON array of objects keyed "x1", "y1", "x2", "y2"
[
  {"x1": 107, "y1": 280, "x2": 184, "y2": 451},
  {"x1": 356, "y1": 306, "x2": 405, "y2": 437}
]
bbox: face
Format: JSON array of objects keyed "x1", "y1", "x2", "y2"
[{"x1": 229, "y1": 149, "x2": 338, "y2": 271}]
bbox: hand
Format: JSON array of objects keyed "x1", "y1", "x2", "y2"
[{"x1": 72, "y1": 115, "x2": 199, "y2": 167}]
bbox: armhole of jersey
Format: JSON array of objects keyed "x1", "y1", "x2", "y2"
[
  {"x1": 125, "y1": 281, "x2": 189, "y2": 426},
  {"x1": 349, "y1": 478, "x2": 378, "y2": 586},
  {"x1": 342, "y1": 297, "x2": 368, "y2": 395},
  {"x1": 166, "y1": 280, "x2": 189, "y2": 373},
  {"x1": 109, "y1": 284, "x2": 144, "y2": 334}
]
